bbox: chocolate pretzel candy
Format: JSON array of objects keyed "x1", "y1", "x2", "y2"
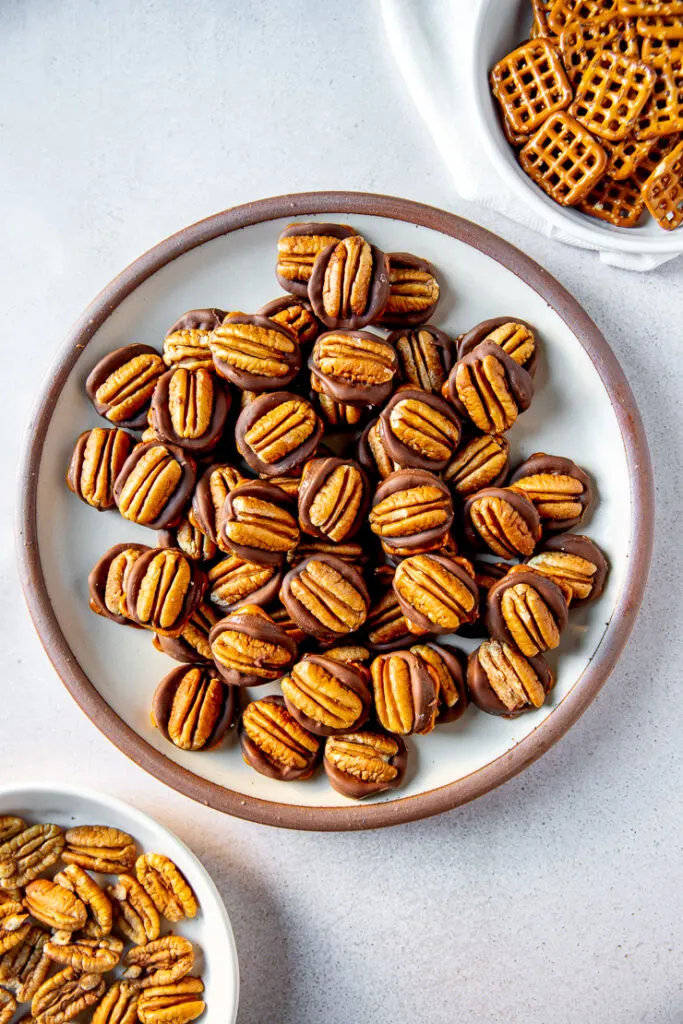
[
  {"x1": 276, "y1": 222, "x2": 357, "y2": 298},
  {"x1": 207, "y1": 554, "x2": 282, "y2": 613},
  {"x1": 509, "y1": 453, "x2": 593, "y2": 531},
  {"x1": 389, "y1": 324, "x2": 454, "y2": 394},
  {"x1": 308, "y1": 234, "x2": 390, "y2": 330},
  {"x1": 456, "y1": 316, "x2": 538, "y2": 376},
  {"x1": 67, "y1": 427, "x2": 134, "y2": 511},
  {"x1": 467, "y1": 640, "x2": 553, "y2": 718},
  {"x1": 463, "y1": 487, "x2": 541, "y2": 558},
  {"x1": 257, "y1": 295, "x2": 322, "y2": 346},
  {"x1": 153, "y1": 599, "x2": 221, "y2": 663},
  {"x1": 309, "y1": 330, "x2": 398, "y2": 407},
  {"x1": 370, "y1": 649, "x2": 439, "y2": 736},
  {"x1": 88, "y1": 543, "x2": 150, "y2": 626},
  {"x1": 323, "y1": 730, "x2": 408, "y2": 799},
  {"x1": 486, "y1": 567, "x2": 569, "y2": 658},
  {"x1": 163, "y1": 308, "x2": 226, "y2": 371},
  {"x1": 152, "y1": 664, "x2": 235, "y2": 751},
  {"x1": 235, "y1": 391, "x2": 323, "y2": 477},
  {"x1": 240, "y1": 695, "x2": 321, "y2": 781},
  {"x1": 443, "y1": 434, "x2": 510, "y2": 497},
  {"x1": 281, "y1": 554, "x2": 370, "y2": 643},
  {"x1": 369, "y1": 469, "x2": 453, "y2": 556},
  {"x1": 374, "y1": 253, "x2": 440, "y2": 328},
  {"x1": 527, "y1": 533, "x2": 609, "y2": 605},
  {"x1": 125, "y1": 547, "x2": 207, "y2": 637},
  {"x1": 444, "y1": 342, "x2": 534, "y2": 434},
  {"x1": 210, "y1": 313, "x2": 301, "y2": 391},
  {"x1": 210, "y1": 605, "x2": 297, "y2": 687},
  {"x1": 392, "y1": 553, "x2": 479, "y2": 635},
  {"x1": 297, "y1": 457, "x2": 370, "y2": 543},
  {"x1": 379, "y1": 387, "x2": 461, "y2": 471},
  {"x1": 191, "y1": 463, "x2": 244, "y2": 548},
  {"x1": 86, "y1": 344, "x2": 166, "y2": 429},
  {"x1": 113, "y1": 441, "x2": 196, "y2": 530},
  {"x1": 281, "y1": 654, "x2": 372, "y2": 736},
  {"x1": 157, "y1": 513, "x2": 216, "y2": 562},
  {"x1": 411, "y1": 643, "x2": 468, "y2": 723},
  {"x1": 218, "y1": 479, "x2": 300, "y2": 565},
  {"x1": 149, "y1": 367, "x2": 230, "y2": 453}
]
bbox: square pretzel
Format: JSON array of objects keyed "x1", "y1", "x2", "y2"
[
  {"x1": 636, "y1": 14, "x2": 683, "y2": 36},
  {"x1": 520, "y1": 110, "x2": 609, "y2": 204},
  {"x1": 631, "y1": 130, "x2": 682, "y2": 180},
  {"x1": 490, "y1": 38, "x2": 572, "y2": 134},
  {"x1": 636, "y1": 58, "x2": 683, "y2": 138},
  {"x1": 560, "y1": 15, "x2": 640, "y2": 87},
  {"x1": 572, "y1": 50, "x2": 656, "y2": 140},
  {"x1": 548, "y1": 0, "x2": 620, "y2": 35},
  {"x1": 641, "y1": 35, "x2": 683, "y2": 62},
  {"x1": 530, "y1": 0, "x2": 554, "y2": 37},
  {"x1": 579, "y1": 174, "x2": 646, "y2": 224},
  {"x1": 603, "y1": 134, "x2": 657, "y2": 177},
  {"x1": 619, "y1": 1, "x2": 683, "y2": 13},
  {"x1": 641, "y1": 136, "x2": 683, "y2": 226}
]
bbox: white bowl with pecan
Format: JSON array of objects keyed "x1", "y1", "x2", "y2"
[{"x1": 0, "y1": 782, "x2": 239, "y2": 1023}]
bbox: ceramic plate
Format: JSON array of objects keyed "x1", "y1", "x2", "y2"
[
  {"x1": 17, "y1": 192, "x2": 653, "y2": 830},
  {"x1": 0, "y1": 782, "x2": 239, "y2": 1020}
]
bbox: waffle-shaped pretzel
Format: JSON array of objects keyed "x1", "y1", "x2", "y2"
[
  {"x1": 620, "y1": 1, "x2": 683, "y2": 14},
  {"x1": 636, "y1": 58, "x2": 683, "y2": 137},
  {"x1": 578, "y1": 174, "x2": 646, "y2": 224},
  {"x1": 603, "y1": 134, "x2": 657, "y2": 177},
  {"x1": 548, "y1": 0, "x2": 619, "y2": 35},
  {"x1": 572, "y1": 51, "x2": 655, "y2": 141},
  {"x1": 520, "y1": 110, "x2": 609, "y2": 204},
  {"x1": 642, "y1": 35, "x2": 683, "y2": 62},
  {"x1": 641, "y1": 136, "x2": 683, "y2": 227},
  {"x1": 500, "y1": 109, "x2": 530, "y2": 147},
  {"x1": 530, "y1": 0, "x2": 554, "y2": 37},
  {"x1": 490, "y1": 39, "x2": 572, "y2": 134},
  {"x1": 636, "y1": 15, "x2": 683, "y2": 37},
  {"x1": 632, "y1": 130, "x2": 682, "y2": 179},
  {"x1": 560, "y1": 16, "x2": 640, "y2": 87}
]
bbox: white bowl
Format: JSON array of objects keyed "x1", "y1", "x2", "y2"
[
  {"x1": 472, "y1": 0, "x2": 683, "y2": 256},
  {"x1": 0, "y1": 782, "x2": 239, "y2": 1022}
]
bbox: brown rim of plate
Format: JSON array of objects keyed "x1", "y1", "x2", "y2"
[{"x1": 15, "y1": 191, "x2": 654, "y2": 832}]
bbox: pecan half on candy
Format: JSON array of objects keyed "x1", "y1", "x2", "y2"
[
  {"x1": 149, "y1": 367, "x2": 230, "y2": 453},
  {"x1": 239, "y1": 695, "x2": 321, "y2": 781},
  {"x1": 152, "y1": 664, "x2": 235, "y2": 751},
  {"x1": 371, "y1": 649, "x2": 439, "y2": 736},
  {"x1": 486, "y1": 567, "x2": 569, "y2": 658},
  {"x1": 218, "y1": 479, "x2": 300, "y2": 565},
  {"x1": 163, "y1": 308, "x2": 225, "y2": 372},
  {"x1": 206, "y1": 555, "x2": 282, "y2": 614},
  {"x1": 191, "y1": 462, "x2": 244, "y2": 548},
  {"x1": 158, "y1": 514, "x2": 216, "y2": 563},
  {"x1": 443, "y1": 434, "x2": 510, "y2": 496},
  {"x1": 379, "y1": 387, "x2": 461, "y2": 471},
  {"x1": 443, "y1": 341, "x2": 534, "y2": 434},
  {"x1": 411, "y1": 643, "x2": 468, "y2": 723},
  {"x1": 527, "y1": 533, "x2": 608, "y2": 605},
  {"x1": 280, "y1": 554, "x2": 370, "y2": 643},
  {"x1": 276, "y1": 222, "x2": 357, "y2": 297},
  {"x1": 375, "y1": 252, "x2": 440, "y2": 328},
  {"x1": 67, "y1": 427, "x2": 134, "y2": 510},
  {"x1": 86, "y1": 344, "x2": 166, "y2": 429},
  {"x1": 392, "y1": 553, "x2": 479, "y2": 635},
  {"x1": 369, "y1": 469, "x2": 454, "y2": 556},
  {"x1": 309, "y1": 330, "x2": 398, "y2": 407},
  {"x1": 390, "y1": 324, "x2": 454, "y2": 393},
  {"x1": 281, "y1": 654, "x2": 372, "y2": 736},
  {"x1": 88, "y1": 543, "x2": 150, "y2": 627},
  {"x1": 210, "y1": 313, "x2": 301, "y2": 391},
  {"x1": 509, "y1": 452, "x2": 593, "y2": 532},
  {"x1": 258, "y1": 294, "x2": 322, "y2": 345},
  {"x1": 324, "y1": 731, "x2": 408, "y2": 799},
  {"x1": 113, "y1": 442, "x2": 197, "y2": 531},
  {"x1": 297, "y1": 456, "x2": 370, "y2": 543},
  {"x1": 210, "y1": 605, "x2": 297, "y2": 687},
  {"x1": 124, "y1": 548, "x2": 206, "y2": 637},
  {"x1": 357, "y1": 418, "x2": 400, "y2": 481},
  {"x1": 463, "y1": 487, "x2": 541, "y2": 558},
  {"x1": 467, "y1": 640, "x2": 553, "y2": 718},
  {"x1": 308, "y1": 234, "x2": 390, "y2": 330},
  {"x1": 456, "y1": 316, "x2": 539, "y2": 376},
  {"x1": 235, "y1": 391, "x2": 323, "y2": 477}
]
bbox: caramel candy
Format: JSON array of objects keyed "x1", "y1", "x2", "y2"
[
  {"x1": 298, "y1": 456, "x2": 370, "y2": 543},
  {"x1": 411, "y1": 643, "x2": 468, "y2": 723},
  {"x1": 308, "y1": 234, "x2": 390, "y2": 330},
  {"x1": 163, "y1": 308, "x2": 225, "y2": 371},
  {"x1": 324, "y1": 731, "x2": 408, "y2": 799},
  {"x1": 191, "y1": 462, "x2": 245, "y2": 548},
  {"x1": 370, "y1": 469, "x2": 453, "y2": 556},
  {"x1": 206, "y1": 554, "x2": 282, "y2": 613},
  {"x1": 210, "y1": 605, "x2": 297, "y2": 687},
  {"x1": 457, "y1": 316, "x2": 538, "y2": 376},
  {"x1": 467, "y1": 640, "x2": 553, "y2": 718},
  {"x1": 210, "y1": 313, "x2": 301, "y2": 391},
  {"x1": 527, "y1": 533, "x2": 608, "y2": 605},
  {"x1": 152, "y1": 664, "x2": 235, "y2": 751},
  {"x1": 276, "y1": 222, "x2": 357, "y2": 298},
  {"x1": 257, "y1": 295, "x2": 322, "y2": 345},
  {"x1": 86, "y1": 344, "x2": 166, "y2": 429},
  {"x1": 463, "y1": 486, "x2": 541, "y2": 558},
  {"x1": 153, "y1": 599, "x2": 221, "y2": 664},
  {"x1": 443, "y1": 434, "x2": 510, "y2": 497},
  {"x1": 280, "y1": 554, "x2": 370, "y2": 643},
  {"x1": 508, "y1": 452, "x2": 593, "y2": 532},
  {"x1": 235, "y1": 391, "x2": 323, "y2": 477},
  {"x1": 218, "y1": 479, "x2": 300, "y2": 565},
  {"x1": 392, "y1": 553, "x2": 479, "y2": 635},
  {"x1": 389, "y1": 324, "x2": 454, "y2": 393},
  {"x1": 157, "y1": 514, "x2": 216, "y2": 562},
  {"x1": 67, "y1": 428, "x2": 134, "y2": 511},
  {"x1": 125, "y1": 548, "x2": 206, "y2": 637},
  {"x1": 486, "y1": 567, "x2": 569, "y2": 658},
  {"x1": 379, "y1": 387, "x2": 461, "y2": 471},
  {"x1": 114, "y1": 442, "x2": 196, "y2": 531},
  {"x1": 149, "y1": 367, "x2": 230, "y2": 453},
  {"x1": 374, "y1": 253, "x2": 440, "y2": 328},
  {"x1": 309, "y1": 330, "x2": 398, "y2": 407},
  {"x1": 443, "y1": 341, "x2": 534, "y2": 434},
  {"x1": 370, "y1": 649, "x2": 439, "y2": 736},
  {"x1": 88, "y1": 543, "x2": 150, "y2": 627},
  {"x1": 281, "y1": 654, "x2": 372, "y2": 736},
  {"x1": 239, "y1": 695, "x2": 321, "y2": 780}
]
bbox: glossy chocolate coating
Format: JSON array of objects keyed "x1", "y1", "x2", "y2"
[
  {"x1": 457, "y1": 316, "x2": 538, "y2": 376},
  {"x1": 157, "y1": 516, "x2": 216, "y2": 562},
  {"x1": 218, "y1": 479, "x2": 298, "y2": 566},
  {"x1": 379, "y1": 389, "x2": 461, "y2": 471},
  {"x1": 113, "y1": 441, "x2": 197, "y2": 531},
  {"x1": 462, "y1": 486, "x2": 541, "y2": 555},
  {"x1": 86, "y1": 344, "x2": 164, "y2": 430},
  {"x1": 125, "y1": 547, "x2": 207, "y2": 635},
  {"x1": 372, "y1": 649, "x2": 438, "y2": 735},
  {"x1": 212, "y1": 313, "x2": 301, "y2": 392},
  {"x1": 389, "y1": 324, "x2": 454, "y2": 392},
  {"x1": 509, "y1": 453, "x2": 593, "y2": 532},
  {"x1": 376, "y1": 253, "x2": 440, "y2": 328},
  {"x1": 356, "y1": 418, "x2": 396, "y2": 480},
  {"x1": 239, "y1": 695, "x2": 322, "y2": 780},
  {"x1": 276, "y1": 223, "x2": 357, "y2": 297},
  {"x1": 457, "y1": 558, "x2": 511, "y2": 639},
  {"x1": 371, "y1": 469, "x2": 453, "y2": 553},
  {"x1": 280, "y1": 554, "x2": 370, "y2": 643},
  {"x1": 152, "y1": 664, "x2": 235, "y2": 750},
  {"x1": 149, "y1": 368, "x2": 230, "y2": 453},
  {"x1": 283, "y1": 654, "x2": 372, "y2": 736},
  {"x1": 235, "y1": 391, "x2": 323, "y2": 477},
  {"x1": 418, "y1": 643, "x2": 469, "y2": 724},
  {"x1": 323, "y1": 731, "x2": 408, "y2": 799},
  {"x1": 298, "y1": 456, "x2": 370, "y2": 542},
  {"x1": 530, "y1": 533, "x2": 609, "y2": 606},
  {"x1": 191, "y1": 463, "x2": 244, "y2": 546},
  {"x1": 66, "y1": 427, "x2": 134, "y2": 511},
  {"x1": 308, "y1": 241, "x2": 390, "y2": 330},
  {"x1": 363, "y1": 572, "x2": 415, "y2": 652},
  {"x1": 309, "y1": 330, "x2": 397, "y2": 407},
  {"x1": 209, "y1": 609, "x2": 298, "y2": 687},
  {"x1": 166, "y1": 308, "x2": 226, "y2": 334},
  {"x1": 88, "y1": 542, "x2": 150, "y2": 627},
  {"x1": 445, "y1": 341, "x2": 534, "y2": 421},
  {"x1": 392, "y1": 553, "x2": 480, "y2": 635},
  {"x1": 486, "y1": 569, "x2": 569, "y2": 650},
  {"x1": 257, "y1": 295, "x2": 322, "y2": 345},
  {"x1": 467, "y1": 645, "x2": 553, "y2": 718},
  {"x1": 153, "y1": 599, "x2": 220, "y2": 663}
]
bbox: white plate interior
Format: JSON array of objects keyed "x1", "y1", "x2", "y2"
[
  {"x1": 34, "y1": 212, "x2": 631, "y2": 808},
  {"x1": 0, "y1": 783, "x2": 239, "y2": 1022},
  {"x1": 474, "y1": 0, "x2": 683, "y2": 253}
]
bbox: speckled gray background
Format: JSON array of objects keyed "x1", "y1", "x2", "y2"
[{"x1": 1, "y1": 2, "x2": 681, "y2": 1022}]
